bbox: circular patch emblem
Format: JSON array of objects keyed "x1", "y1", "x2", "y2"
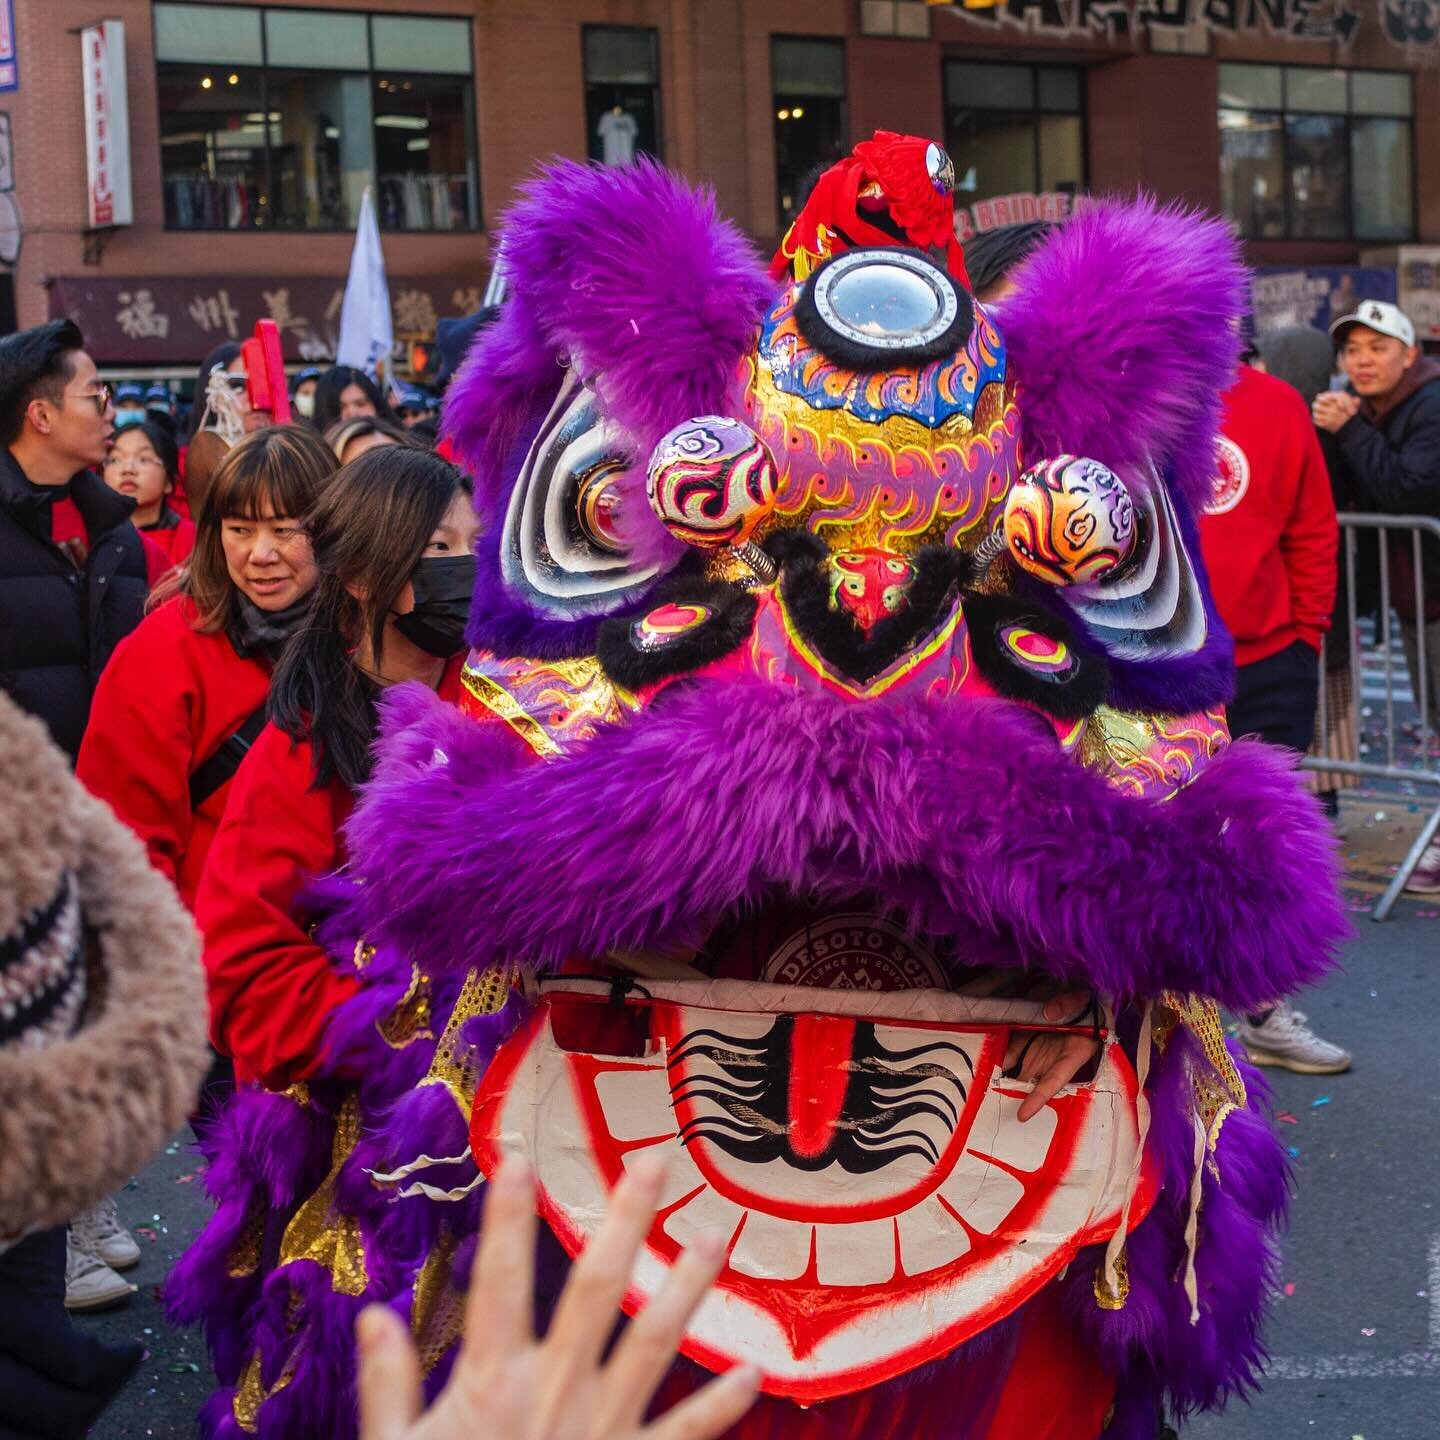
[
  {"x1": 631, "y1": 601, "x2": 714, "y2": 652},
  {"x1": 997, "y1": 623, "x2": 1078, "y2": 683},
  {"x1": 1208, "y1": 435, "x2": 1250, "y2": 516}
]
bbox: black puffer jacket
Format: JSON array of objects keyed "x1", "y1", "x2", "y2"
[
  {"x1": 0, "y1": 450, "x2": 148, "y2": 758},
  {"x1": 1335, "y1": 364, "x2": 1440, "y2": 623}
]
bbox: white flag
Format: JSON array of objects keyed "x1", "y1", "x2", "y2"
[{"x1": 336, "y1": 188, "x2": 393, "y2": 379}]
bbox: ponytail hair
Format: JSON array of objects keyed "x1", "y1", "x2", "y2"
[{"x1": 268, "y1": 445, "x2": 465, "y2": 790}]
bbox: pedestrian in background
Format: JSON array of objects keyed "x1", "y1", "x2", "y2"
[
  {"x1": 326, "y1": 414, "x2": 412, "y2": 465},
  {"x1": 290, "y1": 365, "x2": 323, "y2": 423},
  {"x1": 1199, "y1": 345, "x2": 1350, "y2": 1075},
  {"x1": 1314, "y1": 300, "x2": 1440, "y2": 893},
  {"x1": 102, "y1": 418, "x2": 195, "y2": 574},
  {"x1": 313, "y1": 364, "x2": 397, "y2": 433},
  {"x1": 0, "y1": 319, "x2": 147, "y2": 760}
]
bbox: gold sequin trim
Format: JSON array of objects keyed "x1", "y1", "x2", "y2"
[
  {"x1": 1093, "y1": 1247, "x2": 1130, "y2": 1311},
  {"x1": 277, "y1": 1094, "x2": 368, "y2": 1296},
  {"x1": 410, "y1": 1225, "x2": 466, "y2": 1375},
  {"x1": 460, "y1": 667, "x2": 561, "y2": 757},
  {"x1": 377, "y1": 963, "x2": 435, "y2": 1050},
  {"x1": 232, "y1": 1350, "x2": 294, "y2": 1433},
  {"x1": 225, "y1": 1197, "x2": 267, "y2": 1279},
  {"x1": 419, "y1": 964, "x2": 512, "y2": 1119}
]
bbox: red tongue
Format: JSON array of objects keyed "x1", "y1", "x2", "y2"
[{"x1": 787, "y1": 1014, "x2": 856, "y2": 1159}]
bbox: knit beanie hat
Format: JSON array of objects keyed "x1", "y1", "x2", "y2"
[{"x1": 0, "y1": 694, "x2": 210, "y2": 1240}]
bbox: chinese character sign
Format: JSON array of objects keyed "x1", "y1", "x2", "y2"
[{"x1": 81, "y1": 21, "x2": 133, "y2": 229}]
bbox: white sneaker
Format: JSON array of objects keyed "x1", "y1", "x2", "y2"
[
  {"x1": 1404, "y1": 840, "x2": 1440, "y2": 895},
  {"x1": 64, "y1": 1235, "x2": 136, "y2": 1311},
  {"x1": 70, "y1": 1196, "x2": 141, "y2": 1270},
  {"x1": 1235, "y1": 1003, "x2": 1352, "y2": 1076}
]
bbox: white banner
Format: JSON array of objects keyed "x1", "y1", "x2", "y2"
[
  {"x1": 81, "y1": 20, "x2": 133, "y2": 229},
  {"x1": 337, "y1": 188, "x2": 394, "y2": 379}
]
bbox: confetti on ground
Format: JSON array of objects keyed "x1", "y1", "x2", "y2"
[
  {"x1": 1278, "y1": 1112, "x2": 1299, "y2": 1124},
  {"x1": 135, "y1": 1226, "x2": 159, "y2": 1242},
  {"x1": 1284, "y1": 1283, "x2": 1296, "y2": 1296},
  {"x1": 1287, "y1": 1146, "x2": 1300, "y2": 1158},
  {"x1": 169, "y1": 1361, "x2": 200, "y2": 1374},
  {"x1": 174, "y1": 1172, "x2": 196, "y2": 1185},
  {"x1": 1311, "y1": 1096, "x2": 1332, "y2": 1108},
  {"x1": 1361, "y1": 1327, "x2": 1377, "y2": 1337}
]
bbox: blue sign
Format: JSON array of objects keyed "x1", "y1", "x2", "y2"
[
  {"x1": 1249, "y1": 266, "x2": 1397, "y2": 337},
  {"x1": 0, "y1": 0, "x2": 15, "y2": 92}
]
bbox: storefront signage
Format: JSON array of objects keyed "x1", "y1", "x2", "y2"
[
  {"x1": 1248, "y1": 266, "x2": 1397, "y2": 337},
  {"x1": 81, "y1": 21, "x2": 133, "y2": 229},
  {"x1": 931, "y1": 0, "x2": 1363, "y2": 44},
  {"x1": 954, "y1": 191, "x2": 1083, "y2": 241},
  {"x1": 0, "y1": 1, "x2": 17, "y2": 92},
  {"x1": 46, "y1": 274, "x2": 485, "y2": 363}
]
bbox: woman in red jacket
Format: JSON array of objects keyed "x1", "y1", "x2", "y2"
[
  {"x1": 196, "y1": 445, "x2": 478, "y2": 1090},
  {"x1": 78, "y1": 425, "x2": 337, "y2": 912},
  {"x1": 101, "y1": 419, "x2": 197, "y2": 574}
]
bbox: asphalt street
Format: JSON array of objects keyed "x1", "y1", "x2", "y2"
[{"x1": 76, "y1": 793, "x2": 1440, "y2": 1440}]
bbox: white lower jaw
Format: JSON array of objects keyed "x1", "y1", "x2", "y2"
[{"x1": 474, "y1": 978, "x2": 1150, "y2": 1402}]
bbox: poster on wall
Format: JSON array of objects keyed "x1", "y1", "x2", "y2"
[
  {"x1": 81, "y1": 21, "x2": 133, "y2": 229},
  {"x1": 1248, "y1": 266, "x2": 1397, "y2": 338},
  {"x1": 0, "y1": 1, "x2": 16, "y2": 92}
]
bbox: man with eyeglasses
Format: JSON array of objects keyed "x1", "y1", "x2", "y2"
[{"x1": 0, "y1": 318, "x2": 150, "y2": 760}]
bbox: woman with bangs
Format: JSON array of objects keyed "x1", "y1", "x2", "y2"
[
  {"x1": 78, "y1": 425, "x2": 337, "y2": 915},
  {"x1": 194, "y1": 445, "x2": 477, "y2": 1090}
]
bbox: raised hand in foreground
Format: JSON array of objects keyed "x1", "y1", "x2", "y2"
[{"x1": 357, "y1": 1154, "x2": 760, "y2": 1440}]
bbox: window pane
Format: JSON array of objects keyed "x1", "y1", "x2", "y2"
[
  {"x1": 264, "y1": 11, "x2": 368, "y2": 71},
  {"x1": 154, "y1": 3, "x2": 261, "y2": 65},
  {"x1": 1218, "y1": 63, "x2": 1280, "y2": 110},
  {"x1": 266, "y1": 70, "x2": 371, "y2": 230},
  {"x1": 1038, "y1": 115, "x2": 1082, "y2": 191},
  {"x1": 585, "y1": 27, "x2": 658, "y2": 85},
  {"x1": 1352, "y1": 117, "x2": 1413, "y2": 239},
  {"x1": 1286, "y1": 115, "x2": 1347, "y2": 238},
  {"x1": 773, "y1": 97, "x2": 847, "y2": 221},
  {"x1": 375, "y1": 75, "x2": 477, "y2": 230},
  {"x1": 946, "y1": 108, "x2": 1038, "y2": 201},
  {"x1": 1352, "y1": 71, "x2": 1411, "y2": 116},
  {"x1": 158, "y1": 63, "x2": 267, "y2": 229},
  {"x1": 772, "y1": 38, "x2": 846, "y2": 98},
  {"x1": 946, "y1": 62, "x2": 1034, "y2": 111},
  {"x1": 371, "y1": 16, "x2": 472, "y2": 76},
  {"x1": 1285, "y1": 68, "x2": 1347, "y2": 114},
  {"x1": 1037, "y1": 68, "x2": 1080, "y2": 114},
  {"x1": 1218, "y1": 108, "x2": 1283, "y2": 239}
]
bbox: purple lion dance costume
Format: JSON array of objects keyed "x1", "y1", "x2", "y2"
[{"x1": 170, "y1": 142, "x2": 1346, "y2": 1440}]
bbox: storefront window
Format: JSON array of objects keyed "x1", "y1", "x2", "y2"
[
  {"x1": 943, "y1": 62, "x2": 1084, "y2": 205},
  {"x1": 1218, "y1": 64, "x2": 1413, "y2": 242},
  {"x1": 584, "y1": 27, "x2": 660, "y2": 167},
  {"x1": 772, "y1": 38, "x2": 848, "y2": 223},
  {"x1": 153, "y1": 3, "x2": 478, "y2": 233}
]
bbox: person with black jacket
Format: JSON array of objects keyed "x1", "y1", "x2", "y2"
[
  {"x1": 0, "y1": 319, "x2": 148, "y2": 760},
  {"x1": 1314, "y1": 300, "x2": 1440, "y2": 892}
]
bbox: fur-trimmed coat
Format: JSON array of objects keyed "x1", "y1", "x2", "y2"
[{"x1": 0, "y1": 692, "x2": 209, "y2": 1240}]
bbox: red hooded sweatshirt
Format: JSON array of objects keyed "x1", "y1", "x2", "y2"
[{"x1": 1198, "y1": 364, "x2": 1338, "y2": 667}]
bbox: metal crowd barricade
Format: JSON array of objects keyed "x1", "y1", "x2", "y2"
[{"x1": 1305, "y1": 513, "x2": 1440, "y2": 921}]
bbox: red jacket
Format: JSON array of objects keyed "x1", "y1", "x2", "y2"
[
  {"x1": 197, "y1": 656, "x2": 466, "y2": 1090},
  {"x1": 1199, "y1": 365, "x2": 1338, "y2": 667},
  {"x1": 139, "y1": 510, "x2": 196, "y2": 575},
  {"x1": 78, "y1": 596, "x2": 271, "y2": 912}
]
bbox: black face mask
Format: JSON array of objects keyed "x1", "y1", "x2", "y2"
[{"x1": 392, "y1": 554, "x2": 476, "y2": 658}]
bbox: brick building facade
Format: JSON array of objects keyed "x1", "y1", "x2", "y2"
[{"x1": 3, "y1": 0, "x2": 1438, "y2": 364}]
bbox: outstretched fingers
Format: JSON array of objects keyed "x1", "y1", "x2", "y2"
[
  {"x1": 458, "y1": 1153, "x2": 538, "y2": 1368},
  {"x1": 642, "y1": 1364, "x2": 762, "y2": 1440},
  {"x1": 356, "y1": 1305, "x2": 423, "y2": 1440}
]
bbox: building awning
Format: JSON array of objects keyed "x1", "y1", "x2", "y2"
[{"x1": 46, "y1": 273, "x2": 484, "y2": 364}]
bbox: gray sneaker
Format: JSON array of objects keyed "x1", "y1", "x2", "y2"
[
  {"x1": 71, "y1": 1196, "x2": 141, "y2": 1271},
  {"x1": 1235, "y1": 1003, "x2": 1352, "y2": 1075},
  {"x1": 64, "y1": 1235, "x2": 136, "y2": 1311},
  {"x1": 1404, "y1": 840, "x2": 1440, "y2": 894}
]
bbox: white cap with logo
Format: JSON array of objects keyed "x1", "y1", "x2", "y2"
[{"x1": 1329, "y1": 299, "x2": 1416, "y2": 348}]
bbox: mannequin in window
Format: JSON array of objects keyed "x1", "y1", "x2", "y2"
[{"x1": 597, "y1": 104, "x2": 638, "y2": 167}]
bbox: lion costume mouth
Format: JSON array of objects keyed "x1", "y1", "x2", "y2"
[{"x1": 471, "y1": 975, "x2": 1154, "y2": 1401}]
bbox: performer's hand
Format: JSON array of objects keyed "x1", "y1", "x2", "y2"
[
  {"x1": 1004, "y1": 989, "x2": 1102, "y2": 1123},
  {"x1": 356, "y1": 1155, "x2": 760, "y2": 1440},
  {"x1": 1311, "y1": 390, "x2": 1360, "y2": 433}
]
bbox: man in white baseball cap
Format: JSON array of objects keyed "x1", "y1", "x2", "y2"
[{"x1": 1313, "y1": 297, "x2": 1440, "y2": 893}]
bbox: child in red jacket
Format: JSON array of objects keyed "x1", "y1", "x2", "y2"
[
  {"x1": 196, "y1": 446, "x2": 477, "y2": 1089},
  {"x1": 100, "y1": 420, "x2": 196, "y2": 576}
]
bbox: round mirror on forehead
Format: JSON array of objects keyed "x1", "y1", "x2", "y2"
[{"x1": 798, "y1": 247, "x2": 974, "y2": 372}]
